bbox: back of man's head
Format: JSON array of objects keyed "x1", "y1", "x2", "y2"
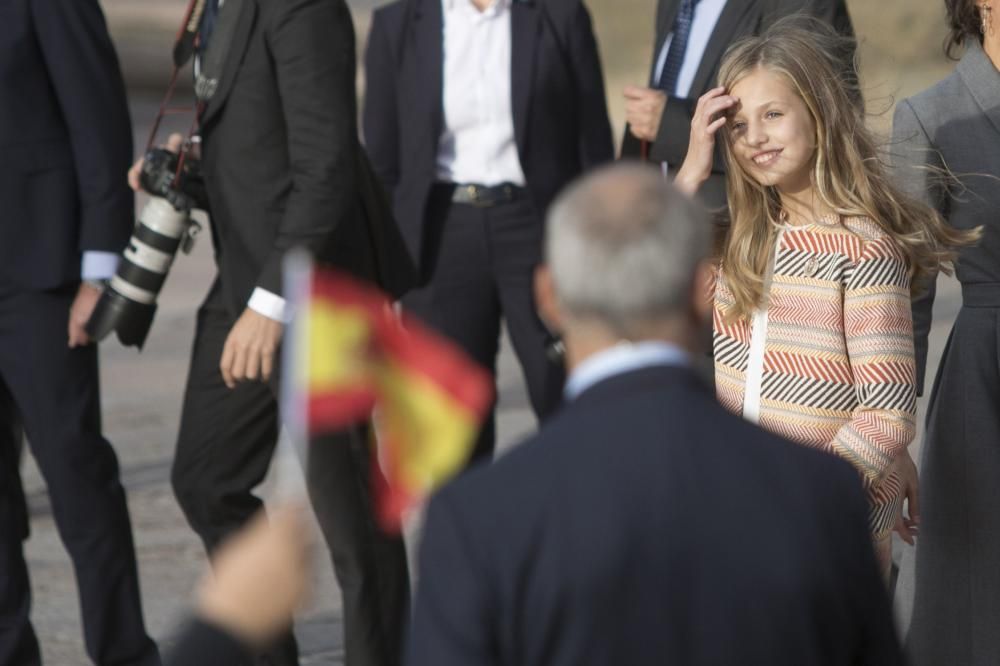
[{"x1": 545, "y1": 163, "x2": 711, "y2": 338}]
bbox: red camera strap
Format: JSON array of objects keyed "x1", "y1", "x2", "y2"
[{"x1": 144, "y1": 0, "x2": 208, "y2": 186}]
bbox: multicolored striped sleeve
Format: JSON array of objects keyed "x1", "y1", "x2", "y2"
[{"x1": 832, "y1": 235, "x2": 917, "y2": 487}]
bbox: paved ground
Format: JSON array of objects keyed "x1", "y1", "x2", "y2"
[{"x1": 19, "y1": 2, "x2": 962, "y2": 663}]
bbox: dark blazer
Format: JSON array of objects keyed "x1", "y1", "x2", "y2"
[
  {"x1": 363, "y1": 0, "x2": 614, "y2": 275},
  {"x1": 621, "y1": 0, "x2": 853, "y2": 210},
  {"x1": 0, "y1": 0, "x2": 133, "y2": 290},
  {"x1": 407, "y1": 364, "x2": 904, "y2": 666},
  {"x1": 197, "y1": 0, "x2": 414, "y2": 313},
  {"x1": 892, "y1": 40, "x2": 1000, "y2": 666}
]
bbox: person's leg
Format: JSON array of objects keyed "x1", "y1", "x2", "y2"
[
  {"x1": 403, "y1": 189, "x2": 502, "y2": 463},
  {"x1": 306, "y1": 427, "x2": 409, "y2": 666},
  {"x1": 488, "y1": 197, "x2": 565, "y2": 420},
  {"x1": 171, "y1": 287, "x2": 296, "y2": 665},
  {"x1": 0, "y1": 377, "x2": 40, "y2": 666},
  {"x1": 0, "y1": 287, "x2": 158, "y2": 666}
]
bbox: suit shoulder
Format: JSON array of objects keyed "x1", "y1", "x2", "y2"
[{"x1": 899, "y1": 70, "x2": 964, "y2": 127}]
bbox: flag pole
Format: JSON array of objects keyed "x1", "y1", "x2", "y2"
[{"x1": 273, "y1": 249, "x2": 314, "y2": 502}]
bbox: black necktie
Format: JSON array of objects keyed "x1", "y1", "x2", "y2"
[
  {"x1": 657, "y1": 0, "x2": 701, "y2": 95},
  {"x1": 198, "y1": 0, "x2": 221, "y2": 56}
]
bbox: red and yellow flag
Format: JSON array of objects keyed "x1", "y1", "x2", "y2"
[{"x1": 288, "y1": 266, "x2": 493, "y2": 529}]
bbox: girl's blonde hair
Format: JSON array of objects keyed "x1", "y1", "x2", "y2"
[{"x1": 717, "y1": 17, "x2": 978, "y2": 321}]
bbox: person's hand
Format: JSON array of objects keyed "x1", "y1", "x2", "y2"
[
  {"x1": 891, "y1": 450, "x2": 920, "y2": 545},
  {"x1": 68, "y1": 282, "x2": 103, "y2": 348},
  {"x1": 127, "y1": 132, "x2": 185, "y2": 192},
  {"x1": 220, "y1": 308, "x2": 284, "y2": 388},
  {"x1": 197, "y1": 505, "x2": 312, "y2": 646},
  {"x1": 673, "y1": 86, "x2": 739, "y2": 195},
  {"x1": 623, "y1": 86, "x2": 668, "y2": 142}
]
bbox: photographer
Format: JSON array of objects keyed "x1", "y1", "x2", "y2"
[
  {"x1": 128, "y1": 1, "x2": 413, "y2": 664},
  {"x1": 0, "y1": 1, "x2": 161, "y2": 664}
]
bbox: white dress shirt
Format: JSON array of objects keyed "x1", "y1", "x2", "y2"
[
  {"x1": 435, "y1": 0, "x2": 526, "y2": 186},
  {"x1": 564, "y1": 340, "x2": 689, "y2": 401},
  {"x1": 653, "y1": 0, "x2": 728, "y2": 98}
]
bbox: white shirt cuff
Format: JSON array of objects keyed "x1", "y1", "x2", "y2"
[
  {"x1": 81, "y1": 251, "x2": 120, "y2": 281},
  {"x1": 247, "y1": 287, "x2": 288, "y2": 322}
]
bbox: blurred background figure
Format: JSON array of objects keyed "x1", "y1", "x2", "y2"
[
  {"x1": 620, "y1": 0, "x2": 853, "y2": 212},
  {"x1": 407, "y1": 163, "x2": 903, "y2": 666},
  {"x1": 145, "y1": 0, "x2": 414, "y2": 664},
  {"x1": 0, "y1": 1, "x2": 160, "y2": 664},
  {"x1": 893, "y1": 1, "x2": 1000, "y2": 663},
  {"x1": 363, "y1": 0, "x2": 615, "y2": 463}
]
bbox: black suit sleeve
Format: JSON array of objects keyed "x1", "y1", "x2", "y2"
[
  {"x1": 363, "y1": 10, "x2": 401, "y2": 202},
  {"x1": 29, "y1": 0, "x2": 134, "y2": 253},
  {"x1": 257, "y1": 0, "x2": 359, "y2": 294},
  {"x1": 407, "y1": 492, "x2": 496, "y2": 666},
  {"x1": 163, "y1": 618, "x2": 251, "y2": 666},
  {"x1": 566, "y1": 2, "x2": 615, "y2": 169}
]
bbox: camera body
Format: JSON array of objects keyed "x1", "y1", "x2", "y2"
[{"x1": 85, "y1": 148, "x2": 206, "y2": 349}]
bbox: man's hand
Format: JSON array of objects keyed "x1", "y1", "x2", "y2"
[
  {"x1": 68, "y1": 282, "x2": 103, "y2": 348},
  {"x1": 220, "y1": 308, "x2": 284, "y2": 388},
  {"x1": 127, "y1": 132, "x2": 185, "y2": 192},
  {"x1": 891, "y1": 450, "x2": 920, "y2": 545},
  {"x1": 197, "y1": 505, "x2": 312, "y2": 646},
  {"x1": 623, "y1": 86, "x2": 668, "y2": 142}
]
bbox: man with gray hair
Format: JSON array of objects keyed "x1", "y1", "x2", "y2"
[{"x1": 406, "y1": 163, "x2": 903, "y2": 666}]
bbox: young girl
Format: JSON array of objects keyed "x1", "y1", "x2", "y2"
[{"x1": 674, "y1": 19, "x2": 978, "y2": 574}]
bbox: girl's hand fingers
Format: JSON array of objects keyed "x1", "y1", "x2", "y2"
[{"x1": 706, "y1": 116, "x2": 728, "y2": 135}]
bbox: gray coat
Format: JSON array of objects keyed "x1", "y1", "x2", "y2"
[{"x1": 892, "y1": 40, "x2": 1000, "y2": 666}]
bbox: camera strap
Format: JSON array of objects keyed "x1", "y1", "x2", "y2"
[{"x1": 172, "y1": 0, "x2": 210, "y2": 68}]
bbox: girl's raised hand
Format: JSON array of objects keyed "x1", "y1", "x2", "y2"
[{"x1": 674, "y1": 87, "x2": 738, "y2": 195}]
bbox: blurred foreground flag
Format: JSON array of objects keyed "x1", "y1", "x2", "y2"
[{"x1": 283, "y1": 256, "x2": 493, "y2": 530}]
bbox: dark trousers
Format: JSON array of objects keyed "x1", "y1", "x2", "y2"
[
  {"x1": 0, "y1": 286, "x2": 159, "y2": 666},
  {"x1": 404, "y1": 187, "x2": 565, "y2": 462},
  {"x1": 171, "y1": 283, "x2": 408, "y2": 666}
]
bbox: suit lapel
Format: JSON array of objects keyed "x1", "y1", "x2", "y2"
[
  {"x1": 199, "y1": 0, "x2": 256, "y2": 127},
  {"x1": 687, "y1": 0, "x2": 756, "y2": 97},
  {"x1": 510, "y1": 0, "x2": 540, "y2": 155},
  {"x1": 410, "y1": 0, "x2": 445, "y2": 146},
  {"x1": 958, "y1": 40, "x2": 1000, "y2": 139}
]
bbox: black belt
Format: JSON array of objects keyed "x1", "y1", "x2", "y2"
[
  {"x1": 962, "y1": 282, "x2": 1000, "y2": 308},
  {"x1": 437, "y1": 182, "x2": 524, "y2": 208}
]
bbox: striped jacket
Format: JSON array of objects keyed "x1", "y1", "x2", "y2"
[{"x1": 713, "y1": 215, "x2": 917, "y2": 537}]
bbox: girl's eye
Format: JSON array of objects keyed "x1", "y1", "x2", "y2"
[
  {"x1": 731, "y1": 121, "x2": 746, "y2": 132},
  {"x1": 765, "y1": 111, "x2": 783, "y2": 120}
]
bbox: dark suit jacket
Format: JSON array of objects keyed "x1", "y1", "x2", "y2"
[
  {"x1": 0, "y1": 0, "x2": 133, "y2": 290},
  {"x1": 363, "y1": 0, "x2": 614, "y2": 275},
  {"x1": 621, "y1": 0, "x2": 853, "y2": 211},
  {"x1": 197, "y1": 0, "x2": 414, "y2": 314},
  {"x1": 407, "y1": 364, "x2": 904, "y2": 666}
]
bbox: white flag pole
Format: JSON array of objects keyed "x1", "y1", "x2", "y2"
[{"x1": 272, "y1": 249, "x2": 314, "y2": 503}]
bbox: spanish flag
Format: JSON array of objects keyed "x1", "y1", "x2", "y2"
[{"x1": 284, "y1": 256, "x2": 493, "y2": 529}]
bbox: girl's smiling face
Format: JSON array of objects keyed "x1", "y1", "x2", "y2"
[{"x1": 727, "y1": 66, "x2": 817, "y2": 196}]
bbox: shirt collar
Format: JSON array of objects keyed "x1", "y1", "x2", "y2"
[
  {"x1": 443, "y1": 0, "x2": 510, "y2": 17},
  {"x1": 564, "y1": 341, "x2": 690, "y2": 401}
]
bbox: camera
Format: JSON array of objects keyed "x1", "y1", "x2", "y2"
[{"x1": 85, "y1": 147, "x2": 206, "y2": 349}]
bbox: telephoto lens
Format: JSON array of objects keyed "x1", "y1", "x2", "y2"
[{"x1": 85, "y1": 148, "x2": 204, "y2": 348}]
